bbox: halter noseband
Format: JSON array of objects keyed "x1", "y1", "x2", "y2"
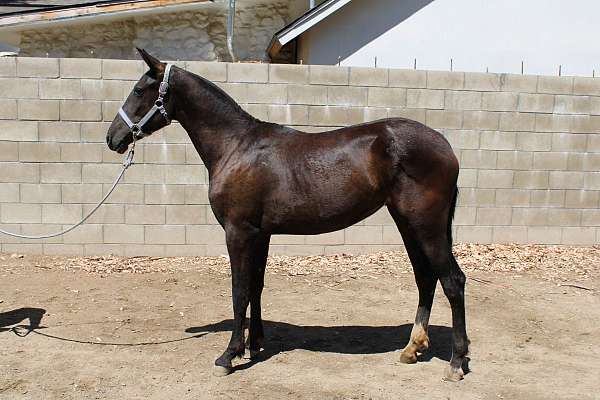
[{"x1": 118, "y1": 63, "x2": 173, "y2": 139}]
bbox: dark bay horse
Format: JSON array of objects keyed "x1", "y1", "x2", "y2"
[{"x1": 106, "y1": 49, "x2": 469, "y2": 381}]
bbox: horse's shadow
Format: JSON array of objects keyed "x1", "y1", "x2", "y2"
[
  {"x1": 186, "y1": 319, "x2": 452, "y2": 371},
  {"x1": 0, "y1": 307, "x2": 46, "y2": 333}
]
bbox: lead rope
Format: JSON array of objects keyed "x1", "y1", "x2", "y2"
[{"x1": 0, "y1": 137, "x2": 136, "y2": 240}]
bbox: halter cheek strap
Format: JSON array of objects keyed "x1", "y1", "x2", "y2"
[{"x1": 118, "y1": 63, "x2": 173, "y2": 139}]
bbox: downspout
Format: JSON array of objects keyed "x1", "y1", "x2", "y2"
[{"x1": 227, "y1": 0, "x2": 236, "y2": 62}]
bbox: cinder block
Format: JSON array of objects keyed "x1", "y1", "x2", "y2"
[
  {"x1": 561, "y1": 227, "x2": 596, "y2": 245},
  {"x1": 308, "y1": 106, "x2": 348, "y2": 126},
  {"x1": 537, "y1": 76, "x2": 573, "y2": 94},
  {"x1": 103, "y1": 183, "x2": 144, "y2": 204},
  {"x1": 573, "y1": 77, "x2": 600, "y2": 95},
  {"x1": 185, "y1": 61, "x2": 227, "y2": 82},
  {"x1": 496, "y1": 151, "x2": 532, "y2": 169},
  {"x1": 499, "y1": 112, "x2": 535, "y2": 131},
  {"x1": 60, "y1": 100, "x2": 102, "y2": 121},
  {"x1": 59, "y1": 143, "x2": 102, "y2": 163},
  {"x1": 590, "y1": 97, "x2": 600, "y2": 116},
  {"x1": 453, "y1": 207, "x2": 476, "y2": 225},
  {"x1": 406, "y1": 89, "x2": 444, "y2": 109},
  {"x1": 62, "y1": 183, "x2": 103, "y2": 204},
  {"x1": 516, "y1": 132, "x2": 552, "y2": 151},
  {"x1": 481, "y1": 92, "x2": 518, "y2": 111},
  {"x1": 549, "y1": 171, "x2": 583, "y2": 189},
  {"x1": 39, "y1": 79, "x2": 81, "y2": 100},
  {"x1": 3, "y1": 162, "x2": 39, "y2": 183},
  {"x1": 145, "y1": 185, "x2": 185, "y2": 205},
  {"x1": 81, "y1": 122, "x2": 110, "y2": 142},
  {"x1": 101, "y1": 101, "x2": 120, "y2": 122},
  {"x1": 462, "y1": 111, "x2": 499, "y2": 130},
  {"x1": 102, "y1": 59, "x2": 144, "y2": 80},
  {"x1": 185, "y1": 185, "x2": 209, "y2": 204},
  {"x1": 269, "y1": 64, "x2": 309, "y2": 84},
  {"x1": 344, "y1": 225, "x2": 383, "y2": 244},
  {"x1": 457, "y1": 168, "x2": 477, "y2": 187},
  {"x1": 500, "y1": 73, "x2": 537, "y2": 93},
  {"x1": 18, "y1": 142, "x2": 60, "y2": 162},
  {"x1": 327, "y1": 86, "x2": 367, "y2": 106},
  {"x1": 444, "y1": 90, "x2": 481, "y2": 110},
  {"x1": 565, "y1": 190, "x2": 599, "y2": 208},
  {"x1": 512, "y1": 208, "x2": 548, "y2": 226},
  {"x1": 426, "y1": 71, "x2": 464, "y2": 90},
  {"x1": 0, "y1": 57, "x2": 16, "y2": 77},
  {"x1": 0, "y1": 78, "x2": 38, "y2": 98},
  {"x1": 480, "y1": 131, "x2": 516, "y2": 150},
  {"x1": 387, "y1": 108, "x2": 426, "y2": 124},
  {"x1": 123, "y1": 164, "x2": 166, "y2": 184},
  {"x1": 305, "y1": 231, "x2": 345, "y2": 245},
  {"x1": 270, "y1": 244, "x2": 326, "y2": 256},
  {"x1": 547, "y1": 209, "x2": 581, "y2": 226},
  {"x1": 246, "y1": 83, "x2": 287, "y2": 104},
  {"x1": 581, "y1": 210, "x2": 600, "y2": 226},
  {"x1": 444, "y1": 130, "x2": 479, "y2": 149},
  {"x1": 458, "y1": 188, "x2": 495, "y2": 206},
  {"x1": 518, "y1": 93, "x2": 554, "y2": 113},
  {"x1": 514, "y1": 171, "x2": 548, "y2": 189},
  {"x1": 186, "y1": 225, "x2": 225, "y2": 244},
  {"x1": 287, "y1": 84, "x2": 328, "y2": 105},
  {"x1": 42, "y1": 204, "x2": 82, "y2": 224},
  {"x1": 456, "y1": 226, "x2": 492, "y2": 243},
  {"x1": 143, "y1": 143, "x2": 186, "y2": 164},
  {"x1": 492, "y1": 226, "x2": 528, "y2": 243},
  {"x1": 39, "y1": 121, "x2": 81, "y2": 142},
  {"x1": 477, "y1": 170, "x2": 514, "y2": 188},
  {"x1": 228, "y1": 63, "x2": 268, "y2": 83},
  {"x1": 164, "y1": 244, "x2": 207, "y2": 257},
  {"x1": 589, "y1": 135, "x2": 600, "y2": 153},
  {"x1": 19, "y1": 184, "x2": 61, "y2": 203},
  {"x1": 532, "y1": 152, "x2": 568, "y2": 170},
  {"x1": 267, "y1": 105, "x2": 308, "y2": 125},
  {"x1": 551, "y1": 133, "x2": 587, "y2": 152},
  {"x1": 17, "y1": 57, "x2": 59, "y2": 78},
  {"x1": 464, "y1": 73, "x2": 501, "y2": 91},
  {"x1": 359, "y1": 209, "x2": 393, "y2": 225},
  {"x1": 271, "y1": 234, "x2": 305, "y2": 245},
  {"x1": 476, "y1": 207, "x2": 512, "y2": 225},
  {"x1": 0, "y1": 183, "x2": 19, "y2": 202},
  {"x1": 309, "y1": 65, "x2": 349, "y2": 85},
  {"x1": 554, "y1": 95, "x2": 590, "y2": 115},
  {"x1": 569, "y1": 115, "x2": 600, "y2": 134},
  {"x1": 495, "y1": 189, "x2": 530, "y2": 206},
  {"x1": 241, "y1": 104, "x2": 269, "y2": 121},
  {"x1": 0, "y1": 141, "x2": 18, "y2": 161},
  {"x1": 527, "y1": 227, "x2": 561, "y2": 244},
  {"x1": 366, "y1": 87, "x2": 406, "y2": 108},
  {"x1": 125, "y1": 205, "x2": 165, "y2": 224},
  {"x1": 43, "y1": 244, "x2": 84, "y2": 256},
  {"x1": 124, "y1": 244, "x2": 166, "y2": 257},
  {"x1": 18, "y1": 99, "x2": 59, "y2": 121},
  {"x1": 460, "y1": 150, "x2": 497, "y2": 169},
  {"x1": 62, "y1": 225, "x2": 103, "y2": 244},
  {"x1": 530, "y1": 190, "x2": 565, "y2": 207},
  {"x1": 104, "y1": 224, "x2": 144, "y2": 244},
  {"x1": 347, "y1": 107, "x2": 387, "y2": 125},
  {"x1": 81, "y1": 79, "x2": 128, "y2": 100},
  {"x1": 535, "y1": 114, "x2": 571, "y2": 133},
  {"x1": 568, "y1": 153, "x2": 600, "y2": 171},
  {"x1": 0, "y1": 99, "x2": 17, "y2": 119},
  {"x1": 83, "y1": 204, "x2": 124, "y2": 223},
  {"x1": 165, "y1": 165, "x2": 205, "y2": 184},
  {"x1": 216, "y1": 82, "x2": 247, "y2": 103},
  {"x1": 165, "y1": 205, "x2": 206, "y2": 224},
  {"x1": 388, "y1": 69, "x2": 427, "y2": 88},
  {"x1": 584, "y1": 172, "x2": 600, "y2": 190},
  {"x1": 349, "y1": 67, "x2": 388, "y2": 86},
  {"x1": 382, "y1": 226, "x2": 402, "y2": 244},
  {"x1": 81, "y1": 163, "x2": 121, "y2": 183},
  {"x1": 425, "y1": 110, "x2": 462, "y2": 129},
  {"x1": 60, "y1": 58, "x2": 102, "y2": 79},
  {"x1": 19, "y1": 224, "x2": 63, "y2": 244}
]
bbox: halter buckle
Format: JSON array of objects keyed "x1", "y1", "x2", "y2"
[{"x1": 159, "y1": 82, "x2": 169, "y2": 94}]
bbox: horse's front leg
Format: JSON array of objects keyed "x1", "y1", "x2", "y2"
[{"x1": 214, "y1": 224, "x2": 263, "y2": 376}]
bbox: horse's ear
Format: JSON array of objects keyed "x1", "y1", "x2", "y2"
[{"x1": 137, "y1": 47, "x2": 164, "y2": 73}]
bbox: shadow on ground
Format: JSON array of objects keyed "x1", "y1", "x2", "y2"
[{"x1": 0, "y1": 307, "x2": 45, "y2": 333}]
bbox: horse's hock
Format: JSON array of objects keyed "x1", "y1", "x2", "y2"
[{"x1": 1, "y1": 57, "x2": 599, "y2": 257}]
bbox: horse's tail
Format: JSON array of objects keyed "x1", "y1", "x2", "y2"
[{"x1": 447, "y1": 186, "x2": 458, "y2": 247}]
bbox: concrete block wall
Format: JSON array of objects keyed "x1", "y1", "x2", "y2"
[{"x1": 0, "y1": 57, "x2": 599, "y2": 256}]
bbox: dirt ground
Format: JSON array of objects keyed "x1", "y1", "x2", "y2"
[{"x1": 1, "y1": 247, "x2": 599, "y2": 400}]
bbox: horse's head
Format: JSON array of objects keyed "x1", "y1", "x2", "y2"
[{"x1": 106, "y1": 48, "x2": 176, "y2": 153}]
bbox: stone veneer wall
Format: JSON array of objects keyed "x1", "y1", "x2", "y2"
[{"x1": 0, "y1": 57, "x2": 599, "y2": 257}]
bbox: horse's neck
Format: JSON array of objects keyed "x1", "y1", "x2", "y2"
[{"x1": 172, "y1": 69, "x2": 257, "y2": 173}]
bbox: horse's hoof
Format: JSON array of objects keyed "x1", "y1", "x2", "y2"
[
  {"x1": 399, "y1": 350, "x2": 417, "y2": 364},
  {"x1": 213, "y1": 365, "x2": 232, "y2": 377},
  {"x1": 243, "y1": 348, "x2": 260, "y2": 360},
  {"x1": 443, "y1": 366, "x2": 464, "y2": 382}
]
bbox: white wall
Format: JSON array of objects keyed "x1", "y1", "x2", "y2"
[{"x1": 298, "y1": 0, "x2": 600, "y2": 77}]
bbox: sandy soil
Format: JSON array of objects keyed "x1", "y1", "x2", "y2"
[{"x1": 1, "y1": 252, "x2": 599, "y2": 400}]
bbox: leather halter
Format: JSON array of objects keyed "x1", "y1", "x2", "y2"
[{"x1": 118, "y1": 63, "x2": 173, "y2": 138}]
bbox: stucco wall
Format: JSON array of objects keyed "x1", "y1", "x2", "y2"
[
  {"x1": 298, "y1": 0, "x2": 600, "y2": 77},
  {"x1": 15, "y1": 1, "x2": 292, "y2": 62},
  {"x1": 1, "y1": 57, "x2": 599, "y2": 257}
]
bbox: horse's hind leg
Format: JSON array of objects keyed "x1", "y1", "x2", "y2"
[
  {"x1": 388, "y1": 186, "x2": 468, "y2": 381},
  {"x1": 245, "y1": 234, "x2": 270, "y2": 359}
]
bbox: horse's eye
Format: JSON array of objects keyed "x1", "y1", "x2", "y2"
[{"x1": 133, "y1": 87, "x2": 143, "y2": 96}]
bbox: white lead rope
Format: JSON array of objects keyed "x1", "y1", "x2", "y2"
[{"x1": 0, "y1": 146, "x2": 136, "y2": 240}]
